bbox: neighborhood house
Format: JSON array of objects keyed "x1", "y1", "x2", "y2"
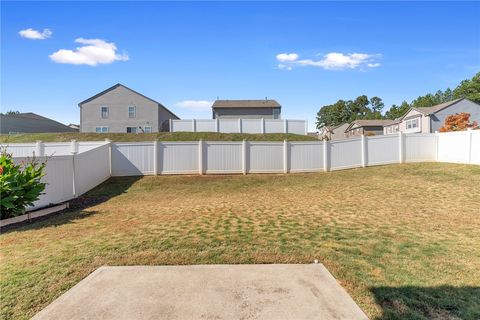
[
  {"x1": 0, "y1": 112, "x2": 77, "y2": 134},
  {"x1": 344, "y1": 120, "x2": 395, "y2": 138},
  {"x1": 384, "y1": 98, "x2": 480, "y2": 134},
  {"x1": 212, "y1": 99, "x2": 281, "y2": 119},
  {"x1": 78, "y1": 83, "x2": 179, "y2": 133}
]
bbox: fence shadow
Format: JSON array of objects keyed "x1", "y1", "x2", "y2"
[
  {"x1": 370, "y1": 285, "x2": 480, "y2": 320},
  {"x1": 1, "y1": 176, "x2": 141, "y2": 233}
]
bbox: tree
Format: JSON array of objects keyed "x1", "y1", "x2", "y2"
[
  {"x1": 453, "y1": 72, "x2": 480, "y2": 103},
  {"x1": 439, "y1": 112, "x2": 479, "y2": 132},
  {"x1": 316, "y1": 100, "x2": 350, "y2": 129},
  {"x1": 385, "y1": 101, "x2": 410, "y2": 120},
  {"x1": 0, "y1": 110, "x2": 20, "y2": 116}
]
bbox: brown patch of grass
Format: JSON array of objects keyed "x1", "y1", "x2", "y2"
[{"x1": 1, "y1": 163, "x2": 480, "y2": 319}]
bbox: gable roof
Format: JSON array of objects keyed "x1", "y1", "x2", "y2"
[
  {"x1": 412, "y1": 98, "x2": 465, "y2": 115},
  {"x1": 345, "y1": 119, "x2": 395, "y2": 132},
  {"x1": 0, "y1": 112, "x2": 77, "y2": 134},
  {"x1": 212, "y1": 100, "x2": 281, "y2": 109},
  {"x1": 78, "y1": 83, "x2": 179, "y2": 119}
]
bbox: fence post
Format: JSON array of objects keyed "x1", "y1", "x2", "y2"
[
  {"x1": 169, "y1": 119, "x2": 173, "y2": 132},
  {"x1": 105, "y1": 138, "x2": 112, "y2": 176},
  {"x1": 361, "y1": 134, "x2": 367, "y2": 167},
  {"x1": 435, "y1": 131, "x2": 439, "y2": 161},
  {"x1": 283, "y1": 139, "x2": 288, "y2": 173},
  {"x1": 192, "y1": 119, "x2": 196, "y2": 133},
  {"x1": 398, "y1": 132, "x2": 404, "y2": 164},
  {"x1": 467, "y1": 128, "x2": 473, "y2": 164},
  {"x1": 216, "y1": 118, "x2": 219, "y2": 133},
  {"x1": 35, "y1": 140, "x2": 44, "y2": 157},
  {"x1": 198, "y1": 139, "x2": 204, "y2": 175},
  {"x1": 153, "y1": 140, "x2": 158, "y2": 175},
  {"x1": 323, "y1": 140, "x2": 329, "y2": 172},
  {"x1": 284, "y1": 119, "x2": 288, "y2": 134},
  {"x1": 242, "y1": 139, "x2": 247, "y2": 175},
  {"x1": 261, "y1": 118, "x2": 265, "y2": 134},
  {"x1": 305, "y1": 120, "x2": 308, "y2": 136},
  {"x1": 238, "y1": 118, "x2": 242, "y2": 133},
  {"x1": 70, "y1": 140, "x2": 78, "y2": 198}
]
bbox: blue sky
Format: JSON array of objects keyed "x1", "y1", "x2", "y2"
[{"x1": 1, "y1": 1, "x2": 479, "y2": 130}]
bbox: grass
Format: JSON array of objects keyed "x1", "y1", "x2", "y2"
[
  {"x1": 1, "y1": 163, "x2": 480, "y2": 319},
  {"x1": 0, "y1": 132, "x2": 316, "y2": 143}
]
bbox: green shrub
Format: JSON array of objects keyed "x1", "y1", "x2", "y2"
[{"x1": 0, "y1": 149, "x2": 46, "y2": 219}]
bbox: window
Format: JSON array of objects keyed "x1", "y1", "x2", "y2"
[
  {"x1": 128, "y1": 106, "x2": 136, "y2": 118},
  {"x1": 406, "y1": 118, "x2": 420, "y2": 130},
  {"x1": 144, "y1": 126, "x2": 152, "y2": 133},
  {"x1": 127, "y1": 127, "x2": 138, "y2": 133},
  {"x1": 101, "y1": 106, "x2": 108, "y2": 119},
  {"x1": 273, "y1": 109, "x2": 280, "y2": 119},
  {"x1": 95, "y1": 127, "x2": 109, "y2": 133}
]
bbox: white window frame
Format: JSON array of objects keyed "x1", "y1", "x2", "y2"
[
  {"x1": 144, "y1": 126, "x2": 152, "y2": 133},
  {"x1": 128, "y1": 106, "x2": 136, "y2": 118},
  {"x1": 95, "y1": 126, "x2": 109, "y2": 133},
  {"x1": 101, "y1": 106, "x2": 108, "y2": 119},
  {"x1": 405, "y1": 117, "x2": 421, "y2": 133},
  {"x1": 127, "y1": 126, "x2": 138, "y2": 133}
]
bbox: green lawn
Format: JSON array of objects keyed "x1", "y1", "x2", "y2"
[
  {"x1": 1, "y1": 163, "x2": 479, "y2": 319},
  {"x1": 0, "y1": 132, "x2": 316, "y2": 143}
]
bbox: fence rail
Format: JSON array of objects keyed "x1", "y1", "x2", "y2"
[
  {"x1": 3, "y1": 130, "x2": 479, "y2": 211},
  {"x1": 170, "y1": 119, "x2": 308, "y2": 135}
]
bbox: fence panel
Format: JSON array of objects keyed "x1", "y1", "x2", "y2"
[
  {"x1": 471, "y1": 131, "x2": 480, "y2": 164},
  {"x1": 160, "y1": 142, "x2": 199, "y2": 174},
  {"x1": 12, "y1": 155, "x2": 74, "y2": 210},
  {"x1": 367, "y1": 135, "x2": 399, "y2": 165},
  {"x1": 404, "y1": 134, "x2": 436, "y2": 162},
  {"x1": 74, "y1": 144, "x2": 110, "y2": 195},
  {"x1": 248, "y1": 142, "x2": 284, "y2": 173},
  {"x1": 330, "y1": 138, "x2": 362, "y2": 170},
  {"x1": 289, "y1": 142, "x2": 323, "y2": 172},
  {"x1": 218, "y1": 119, "x2": 240, "y2": 133},
  {"x1": 264, "y1": 120, "x2": 284, "y2": 133},
  {"x1": 171, "y1": 120, "x2": 193, "y2": 132},
  {"x1": 196, "y1": 120, "x2": 216, "y2": 132},
  {"x1": 240, "y1": 119, "x2": 261, "y2": 134},
  {"x1": 286, "y1": 120, "x2": 306, "y2": 135},
  {"x1": 112, "y1": 142, "x2": 155, "y2": 176},
  {"x1": 1, "y1": 143, "x2": 36, "y2": 157},
  {"x1": 437, "y1": 131, "x2": 469, "y2": 163},
  {"x1": 205, "y1": 142, "x2": 243, "y2": 173}
]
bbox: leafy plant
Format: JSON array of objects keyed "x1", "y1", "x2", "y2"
[
  {"x1": 439, "y1": 112, "x2": 479, "y2": 132},
  {"x1": 0, "y1": 149, "x2": 46, "y2": 219}
]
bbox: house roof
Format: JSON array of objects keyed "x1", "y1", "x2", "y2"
[
  {"x1": 0, "y1": 112, "x2": 77, "y2": 134},
  {"x1": 345, "y1": 119, "x2": 395, "y2": 132},
  {"x1": 78, "y1": 83, "x2": 179, "y2": 119},
  {"x1": 412, "y1": 98, "x2": 465, "y2": 116},
  {"x1": 212, "y1": 100, "x2": 281, "y2": 109}
]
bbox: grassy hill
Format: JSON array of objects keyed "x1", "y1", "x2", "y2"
[{"x1": 0, "y1": 132, "x2": 317, "y2": 143}]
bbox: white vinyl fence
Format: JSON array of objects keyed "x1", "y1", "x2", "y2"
[
  {"x1": 2, "y1": 130, "x2": 479, "y2": 211},
  {"x1": 170, "y1": 119, "x2": 308, "y2": 135},
  {"x1": 7, "y1": 141, "x2": 110, "y2": 211}
]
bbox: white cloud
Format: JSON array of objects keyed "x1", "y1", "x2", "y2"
[
  {"x1": 19, "y1": 28, "x2": 52, "y2": 40},
  {"x1": 174, "y1": 100, "x2": 213, "y2": 110},
  {"x1": 276, "y1": 53, "x2": 299, "y2": 62},
  {"x1": 277, "y1": 52, "x2": 381, "y2": 71},
  {"x1": 49, "y1": 38, "x2": 129, "y2": 66}
]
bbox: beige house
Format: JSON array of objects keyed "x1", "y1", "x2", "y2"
[
  {"x1": 384, "y1": 98, "x2": 480, "y2": 134},
  {"x1": 345, "y1": 120, "x2": 395, "y2": 138},
  {"x1": 321, "y1": 123, "x2": 350, "y2": 140}
]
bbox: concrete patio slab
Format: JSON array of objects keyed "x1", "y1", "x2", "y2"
[{"x1": 33, "y1": 264, "x2": 368, "y2": 320}]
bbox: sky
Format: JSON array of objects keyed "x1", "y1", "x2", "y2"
[{"x1": 1, "y1": 1, "x2": 479, "y2": 131}]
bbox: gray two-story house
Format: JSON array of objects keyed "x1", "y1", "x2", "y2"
[
  {"x1": 212, "y1": 99, "x2": 281, "y2": 119},
  {"x1": 79, "y1": 84, "x2": 179, "y2": 133}
]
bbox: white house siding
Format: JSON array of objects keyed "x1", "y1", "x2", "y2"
[{"x1": 399, "y1": 109, "x2": 430, "y2": 134}]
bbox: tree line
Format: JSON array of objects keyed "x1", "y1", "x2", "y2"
[{"x1": 316, "y1": 71, "x2": 480, "y2": 129}]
